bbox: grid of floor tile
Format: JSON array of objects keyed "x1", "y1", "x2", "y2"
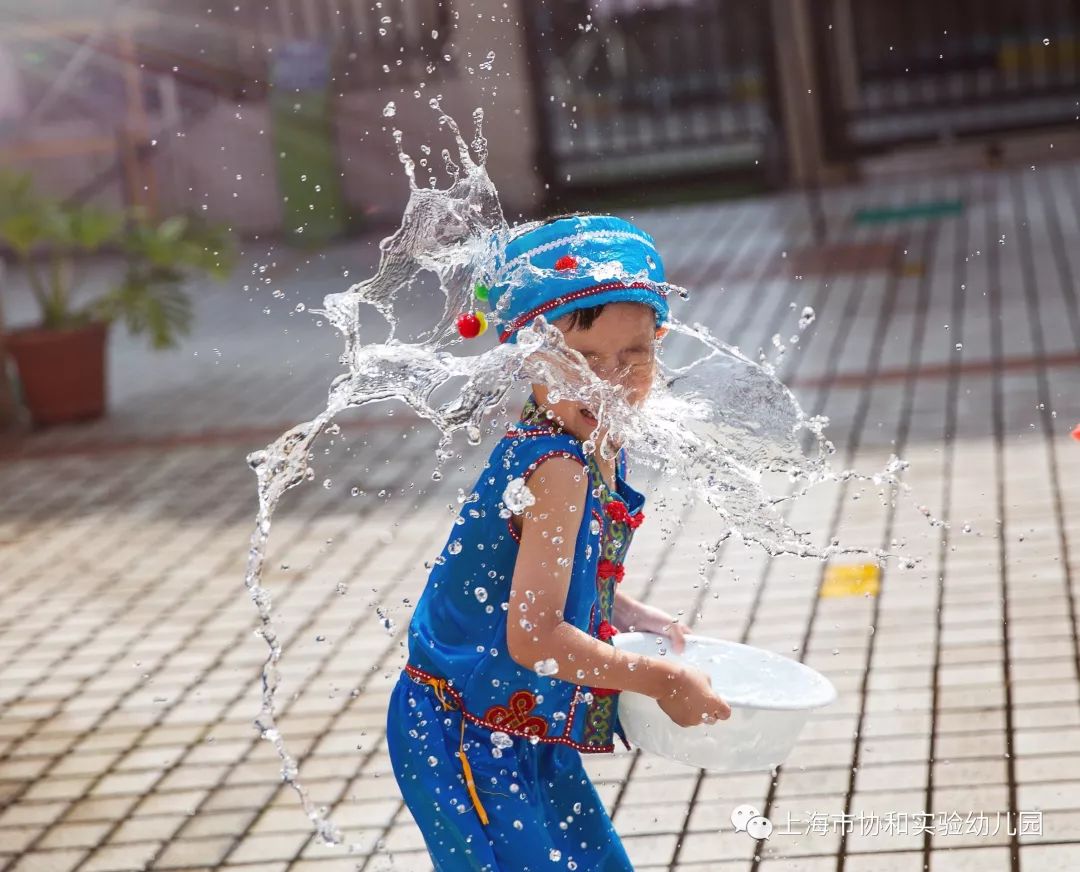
[{"x1": 2, "y1": 162, "x2": 1080, "y2": 870}]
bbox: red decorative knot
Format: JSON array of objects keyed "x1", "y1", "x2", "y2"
[
  {"x1": 456, "y1": 311, "x2": 488, "y2": 339},
  {"x1": 597, "y1": 559, "x2": 625, "y2": 584},
  {"x1": 483, "y1": 690, "x2": 548, "y2": 738},
  {"x1": 597, "y1": 620, "x2": 618, "y2": 642},
  {"x1": 604, "y1": 500, "x2": 644, "y2": 529},
  {"x1": 554, "y1": 254, "x2": 578, "y2": 271}
]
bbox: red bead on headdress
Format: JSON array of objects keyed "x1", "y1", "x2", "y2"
[
  {"x1": 456, "y1": 283, "x2": 491, "y2": 339},
  {"x1": 456, "y1": 311, "x2": 488, "y2": 338},
  {"x1": 554, "y1": 254, "x2": 578, "y2": 271}
]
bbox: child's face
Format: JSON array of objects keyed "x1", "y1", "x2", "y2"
[{"x1": 532, "y1": 302, "x2": 659, "y2": 445}]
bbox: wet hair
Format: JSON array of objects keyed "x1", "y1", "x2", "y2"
[{"x1": 560, "y1": 304, "x2": 607, "y2": 331}]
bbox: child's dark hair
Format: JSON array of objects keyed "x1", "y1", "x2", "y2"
[
  {"x1": 560, "y1": 305, "x2": 605, "y2": 331},
  {"x1": 511, "y1": 211, "x2": 606, "y2": 331}
]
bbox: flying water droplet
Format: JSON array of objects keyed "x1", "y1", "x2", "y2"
[
  {"x1": 503, "y1": 478, "x2": 536, "y2": 514},
  {"x1": 534, "y1": 658, "x2": 559, "y2": 676}
]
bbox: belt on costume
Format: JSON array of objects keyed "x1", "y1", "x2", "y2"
[
  {"x1": 402, "y1": 663, "x2": 489, "y2": 826},
  {"x1": 407, "y1": 660, "x2": 610, "y2": 714},
  {"x1": 404, "y1": 662, "x2": 628, "y2": 753}
]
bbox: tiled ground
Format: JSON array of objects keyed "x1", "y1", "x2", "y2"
[{"x1": 1, "y1": 160, "x2": 1079, "y2": 871}]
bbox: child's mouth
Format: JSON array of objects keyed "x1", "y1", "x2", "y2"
[{"x1": 580, "y1": 408, "x2": 597, "y2": 424}]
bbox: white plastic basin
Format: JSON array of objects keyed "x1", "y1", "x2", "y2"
[{"x1": 612, "y1": 632, "x2": 837, "y2": 772}]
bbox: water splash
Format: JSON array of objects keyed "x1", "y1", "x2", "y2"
[{"x1": 242, "y1": 101, "x2": 907, "y2": 847}]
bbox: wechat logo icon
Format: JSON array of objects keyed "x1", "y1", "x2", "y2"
[{"x1": 730, "y1": 805, "x2": 774, "y2": 841}]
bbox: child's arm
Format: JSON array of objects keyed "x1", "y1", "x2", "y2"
[
  {"x1": 612, "y1": 589, "x2": 689, "y2": 654},
  {"x1": 505, "y1": 457, "x2": 729, "y2": 725}
]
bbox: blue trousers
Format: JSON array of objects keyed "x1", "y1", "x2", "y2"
[{"x1": 385, "y1": 670, "x2": 635, "y2": 871}]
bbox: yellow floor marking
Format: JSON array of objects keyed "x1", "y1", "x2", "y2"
[{"x1": 821, "y1": 563, "x2": 881, "y2": 598}]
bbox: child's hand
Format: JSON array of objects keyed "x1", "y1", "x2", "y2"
[{"x1": 658, "y1": 665, "x2": 731, "y2": 728}]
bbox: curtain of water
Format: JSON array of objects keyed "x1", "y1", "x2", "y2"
[{"x1": 241, "y1": 102, "x2": 912, "y2": 849}]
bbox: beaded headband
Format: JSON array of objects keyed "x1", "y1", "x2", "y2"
[{"x1": 456, "y1": 214, "x2": 671, "y2": 343}]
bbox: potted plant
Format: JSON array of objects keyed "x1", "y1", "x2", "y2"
[{"x1": 0, "y1": 172, "x2": 233, "y2": 427}]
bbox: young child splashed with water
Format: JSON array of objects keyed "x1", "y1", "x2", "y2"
[{"x1": 385, "y1": 213, "x2": 730, "y2": 871}]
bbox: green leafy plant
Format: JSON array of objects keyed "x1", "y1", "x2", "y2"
[{"x1": 0, "y1": 172, "x2": 234, "y2": 349}]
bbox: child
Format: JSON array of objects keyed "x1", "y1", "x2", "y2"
[{"x1": 385, "y1": 213, "x2": 730, "y2": 871}]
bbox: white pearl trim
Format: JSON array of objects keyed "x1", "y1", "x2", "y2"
[{"x1": 495, "y1": 229, "x2": 660, "y2": 283}]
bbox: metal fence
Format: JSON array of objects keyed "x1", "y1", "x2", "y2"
[
  {"x1": 521, "y1": 0, "x2": 785, "y2": 196},
  {"x1": 813, "y1": 0, "x2": 1080, "y2": 158}
]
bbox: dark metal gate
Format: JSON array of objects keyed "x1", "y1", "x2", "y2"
[
  {"x1": 522, "y1": 0, "x2": 785, "y2": 198},
  {"x1": 813, "y1": 0, "x2": 1080, "y2": 159}
]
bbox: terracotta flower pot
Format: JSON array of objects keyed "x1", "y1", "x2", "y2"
[{"x1": 5, "y1": 321, "x2": 109, "y2": 426}]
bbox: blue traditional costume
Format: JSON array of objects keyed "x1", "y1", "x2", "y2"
[{"x1": 386, "y1": 215, "x2": 671, "y2": 871}]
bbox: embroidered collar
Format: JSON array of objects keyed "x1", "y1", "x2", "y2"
[{"x1": 517, "y1": 392, "x2": 558, "y2": 431}]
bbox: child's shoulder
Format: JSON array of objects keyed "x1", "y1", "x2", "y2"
[{"x1": 486, "y1": 420, "x2": 588, "y2": 481}]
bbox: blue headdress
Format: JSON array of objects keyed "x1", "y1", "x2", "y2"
[{"x1": 479, "y1": 214, "x2": 671, "y2": 344}]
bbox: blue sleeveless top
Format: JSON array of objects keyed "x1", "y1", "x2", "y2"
[{"x1": 404, "y1": 393, "x2": 646, "y2": 753}]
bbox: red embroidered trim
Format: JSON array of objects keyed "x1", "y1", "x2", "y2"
[
  {"x1": 524, "y1": 450, "x2": 585, "y2": 475},
  {"x1": 504, "y1": 426, "x2": 560, "y2": 439},
  {"x1": 483, "y1": 690, "x2": 548, "y2": 737},
  {"x1": 506, "y1": 449, "x2": 586, "y2": 542},
  {"x1": 605, "y1": 500, "x2": 644, "y2": 529},
  {"x1": 403, "y1": 664, "x2": 614, "y2": 754},
  {"x1": 499, "y1": 281, "x2": 661, "y2": 342},
  {"x1": 597, "y1": 559, "x2": 625, "y2": 583},
  {"x1": 589, "y1": 686, "x2": 619, "y2": 697}
]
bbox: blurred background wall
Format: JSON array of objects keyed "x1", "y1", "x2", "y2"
[{"x1": 2, "y1": 0, "x2": 1079, "y2": 237}]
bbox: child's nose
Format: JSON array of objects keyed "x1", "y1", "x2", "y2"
[
  {"x1": 593, "y1": 361, "x2": 630, "y2": 386},
  {"x1": 591, "y1": 362, "x2": 636, "y2": 392},
  {"x1": 587, "y1": 357, "x2": 617, "y2": 380}
]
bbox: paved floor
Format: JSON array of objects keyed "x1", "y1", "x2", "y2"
[{"x1": 1, "y1": 159, "x2": 1079, "y2": 871}]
